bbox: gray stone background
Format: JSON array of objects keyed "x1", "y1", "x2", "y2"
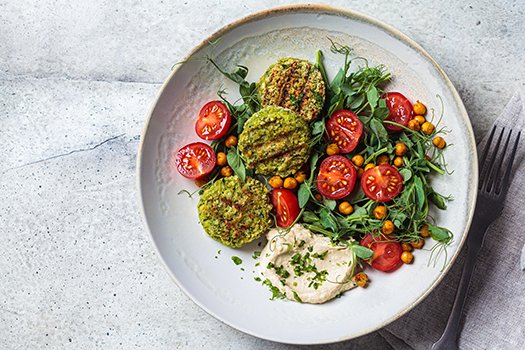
[{"x1": 2, "y1": 0, "x2": 524, "y2": 349}]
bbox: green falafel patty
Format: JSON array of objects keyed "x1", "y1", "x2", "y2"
[
  {"x1": 257, "y1": 57, "x2": 325, "y2": 121},
  {"x1": 198, "y1": 176, "x2": 272, "y2": 248},
  {"x1": 238, "y1": 106, "x2": 311, "y2": 177}
]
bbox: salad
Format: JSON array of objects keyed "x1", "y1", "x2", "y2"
[{"x1": 173, "y1": 39, "x2": 453, "y2": 302}]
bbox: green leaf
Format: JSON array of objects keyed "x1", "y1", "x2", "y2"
[
  {"x1": 367, "y1": 87, "x2": 379, "y2": 109},
  {"x1": 302, "y1": 210, "x2": 320, "y2": 223},
  {"x1": 324, "y1": 199, "x2": 337, "y2": 211},
  {"x1": 414, "y1": 176, "x2": 426, "y2": 211},
  {"x1": 369, "y1": 118, "x2": 389, "y2": 142},
  {"x1": 340, "y1": 83, "x2": 357, "y2": 98},
  {"x1": 298, "y1": 183, "x2": 310, "y2": 208},
  {"x1": 398, "y1": 168, "x2": 412, "y2": 182},
  {"x1": 352, "y1": 245, "x2": 374, "y2": 259},
  {"x1": 428, "y1": 224, "x2": 452, "y2": 242},
  {"x1": 427, "y1": 188, "x2": 447, "y2": 210},
  {"x1": 347, "y1": 93, "x2": 365, "y2": 110},
  {"x1": 311, "y1": 120, "x2": 324, "y2": 136},
  {"x1": 373, "y1": 107, "x2": 390, "y2": 120},
  {"x1": 226, "y1": 147, "x2": 246, "y2": 181},
  {"x1": 329, "y1": 68, "x2": 345, "y2": 94},
  {"x1": 319, "y1": 208, "x2": 338, "y2": 232}
]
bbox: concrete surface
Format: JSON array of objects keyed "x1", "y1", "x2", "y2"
[{"x1": 2, "y1": 0, "x2": 525, "y2": 349}]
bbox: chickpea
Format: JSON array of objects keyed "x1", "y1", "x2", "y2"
[
  {"x1": 364, "y1": 163, "x2": 375, "y2": 172},
  {"x1": 401, "y1": 251, "x2": 413, "y2": 264},
  {"x1": 408, "y1": 119, "x2": 421, "y2": 132},
  {"x1": 357, "y1": 167, "x2": 365, "y2": 179},
  {"x1": 377, "y1": 154, "x2": 390, "y2": 165},
  {"x1": 413, "y1": 100, "x2": 427, "y2": 115},
  {"x1": 268, "y1": 175, "x2": 283, "y2": 188},
  {"x1": 433, "y1": 136, "x2": 446, "y2": 149},
  {"x1": 314, "y1": 193, "x2": 323, "y2": 202},
  {"x1": 414, "y1": 115, "x2": 426, "y2": 125},
  {"x1": 424, "y1": 155, "x2": 431, "y2": 162},
  {"x1": 220, "y1": 166, "x2": 233, "y2": 177},
  {"x1": 395, "y1": 143, "x2": 409, "y2": 156},
  {"x1": 393, "y1": 156, "x2": 404, "y2": 167},
  {"x1": 216, "y1": 152, "x2": 227, "y2": 166},
  {"x1": 401, "y1": 243, "x2": 412, "y2": 252},
  {"x1": 421, "y1": 121, "x2": 434, "y2": 135},
  {"x1": 225, "y1": 135, "x2": 238, "y2": 148},
  {"x1": 352, "y1": 155, "x2": 365, "y2": 167},
  {"x1": 419, "y1": 224, "x2": 430, "y2": 237},
  {"x1": 338, "y1": 201, "x2": 354, "y2": 215},
  {"x1": 354, "y1": 272, "x2": 368, "y2": 287},
  {"x1": 283, "y1": 177, "x2": 298, "y2": 190},
  {"x1": 382, "y1": 220, "x2": 395, "y2": 235},
  {"x1": 326, "y1": 143, "x2": 340, "y2": 156},
  {"x1": 373, "y1": 206, "x2": 387, "y2": 220},
  {"x1": 411, "y1": 238, "x2": 424, "y2": 249},
  {"x1": 294, "y1": 171, "x2": 307, "y2": 184},
  {"x1": 195, "y1": 176, "x2": 209, "y2": 188}
]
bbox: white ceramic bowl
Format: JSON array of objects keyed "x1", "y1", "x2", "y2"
[{"x1": 137, "y1": 5, "x2": 477, "y2": 344}]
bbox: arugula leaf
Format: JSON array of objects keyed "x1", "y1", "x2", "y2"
[{"x1": 226, "y1": 147, "x2": 246, "y2": 181}]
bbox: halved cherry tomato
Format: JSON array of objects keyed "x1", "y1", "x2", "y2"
[
  {"x1": 195, "y1": 101, "x2": 231, "y2": 140},
  {"x1": 326, "y1": 109, "x2": 363, "y2": 153},
  {"x1": 360, "y1": 233, "x2": 402, "y2": 271},
  {"x1": 174, "y1": 142, "x2": 216, "y2": 180},
  {"x1": 316, "y1": 155, "x2": 356, "y2": 200},
  {"x1": 361, "y1": 164, "x2": 403, "y2": 202},
  {"x1": 269, "y1": 188, "x2": 300, "y2": 228},
  {"x1": 381, "y1": 92, "x2": 413, "y2": 132}
]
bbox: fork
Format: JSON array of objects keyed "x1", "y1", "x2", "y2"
[{"x1": 431, "y1": 126, "x2": 521, "y2": 350}]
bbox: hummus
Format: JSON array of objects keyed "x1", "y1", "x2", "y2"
[{"x1": 259, "y1": 224, "x2": 358, "y2": 304}]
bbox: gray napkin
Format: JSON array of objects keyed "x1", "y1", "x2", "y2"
[{"x1": 378, "y1": 89, "x2": 525, "y2": 349}]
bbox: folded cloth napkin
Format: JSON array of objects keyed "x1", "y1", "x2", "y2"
[{"x1": 378, "y1": 89, "x2": 525, "y2": 349}]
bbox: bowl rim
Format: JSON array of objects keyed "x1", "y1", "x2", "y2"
[{"x1": 136, "y1": 4, "x2": 478, "y2": 344}]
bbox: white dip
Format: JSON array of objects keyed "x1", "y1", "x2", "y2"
[{"x1": 259, "y1": 224, "x2": 358, "y2": 304}]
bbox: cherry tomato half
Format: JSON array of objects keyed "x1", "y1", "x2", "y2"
[
  {"x1": 361, "y1": 164, "x2": 403, "y2": 202},
  {"x1": 326, "y1": 109, "x2": 363, "y2": 153},
  {"x1": 195, "y1": 101, "x2": 231, "y2": 140},
  {"x1": 381, "y1": 92, "x2": 413, "y2": 132},
  {"x1": 360, "y1": 233, "x2": 402, "y2": 271},
  {"x1": 174, "y1": 142, "x2": 216, "y2": 180},
  {"x1": 269, "y1": 188, "x2": 300, "y2": 228},
  {"x1": 316, "y1": 155, "x2": 357, "y2": 200}
]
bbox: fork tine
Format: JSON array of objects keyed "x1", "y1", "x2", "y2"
[
  {"x1": 498, "y1": 130, "x2": 521, "y2": 195},
  {"x1": 480, "y1": 126, "x2": 505, "y2": 193},
  {"x1": 490, "y1": 129, "x2": 512, "y2": 193}
]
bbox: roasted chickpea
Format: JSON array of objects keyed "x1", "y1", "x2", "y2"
[
  {"x1": 413, "y1": 100, "x2": 426, "y2": 115},
  {"x1": 357, "y1": 167, "x2": 365, "y2": 179},
  {"x1": 408, "y1": 119, "x2": 421, "y2": 132},
  {"x1": 401, "y1": 251, "x2": 413, "y2": 264},
  {"x1": 352, "y1": 154, "x2": 365, "y2": 167},
  {"x1": 326, "y1": 143, "x2": 340, "y2": 156},
  {"x1": 377, "y1": 154, "x2": 390, "y2": 165},
  {"x1": 216, "y1": 151, "x2": 227, "y2": 166},
  {"x1": 294, "y1": 171, "x2": 307, "y2": 184},
  {"x1": 283, "y1": 177, "x2": 298, "y2": 190},
  {"x1": 225, "y1": 135, "x2": 238, "y2": 148},
  {"x1": 411, "y1": 238, "x2": 424, "y2": 249},
  {"x1": 268, "y1": 175, "x2": 283, "y2": 188},
  {"x1": 220, "y1": 166, "x2": 233, "y2": 177},
  {"x1": 195, "y1": 176, "x2": 209, "y2": 188},
  {"x1": 382, "y1": 220, "x2": 395, "y2": 235},
  {"x1": 373, "y1": 206, "x2": 387, "y2": 220},
  {"x1": 401, "y1": 243, "x2": 412, "y2": 252},
  {"x1": 395, "y1": 143, "x2": 409, "y2": 156},
  {"x1": 393, "y1": 156, "x2": 403, "y2": 167},
  {"x1": 364, "y1": 163, "x2": 375, "y2": 172},
  {"x1": 420, "y1": 224, "x2": 430, "y2": 237},
  {"x1": 424, "y1": 155, "x2": 431, "y2": 162},
  {"x1": 338, "y1": 201, "x2": 354, "y2": 215},
  {"x1": 354, "y1": 272, "x2": 368, "y2": 287},
  {"x1": 314, "y1": 193, "x2": 323, "y2": 202},
  {"x1": 414, "y1": 115, "x2": 426, "y2": 125},
  {"x1": 421, "y1": 122, "x2": 435, "y2": 135},
  {"x1": 433, "y1": 136, "x2": 446, "y2": 149}
]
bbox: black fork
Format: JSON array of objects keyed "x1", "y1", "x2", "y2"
[{"x1": 431, "y1": 126, "x2": 521, "y2": 350}]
